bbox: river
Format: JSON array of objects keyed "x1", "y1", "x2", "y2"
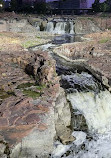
[{"x1": 34, "y1": 20, "x2": 111, "y2": 158}]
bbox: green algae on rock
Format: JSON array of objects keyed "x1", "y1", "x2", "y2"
[
  {"x1": 0, "y1": 89, "x2": 15, "y2": 100},
  {"x1": 17, "y1": 82, "x2": 35, "y2": 89},
  {"x1": 23, "y1": 89, "x2": 41, "y2": 99}
]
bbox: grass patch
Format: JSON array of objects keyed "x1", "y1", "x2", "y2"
[
  {"x1": 17, "y1": 82, "x2": 35, "y2": 89},
  {"x1": 35, "y1": 36, "x2": 41, "y2": 39},
  {"x1": 22, "y1": 40, "x2": 39, "y2": 48},
  {"x1": 108, "y1": 27, "x2": 111, "y2": 30},
  {"x1": 36, "y1": 84, "x2": 46, "y2": 90},
  {"x1": 23, "y1": 89, "x2": 40, "y2": 99},
  {"x1": 17, "y1": 83, "x2": 46, "y2": 90},
  {"x1": 87, "y1": 17, "x2": 93, "y2": 21},
  {"x1": 100, "y1": 13, "x2": 109, "y2": 17},
  {"x1": 0, "y1": 89, "x2": 15, "y2": 100},
  {"x1": 17, "y1": 83, "x2": 46, "y2": 98},
  {"x1": 99, "y1": 38, "x2": 110, "y2": 44},
  {"x1": 0, "y1": 33, "x2": 3, "y2": 36}
]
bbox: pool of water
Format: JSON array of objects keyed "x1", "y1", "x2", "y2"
[{"x1": 52, "y1": 34, "x2": 83, "y2": 45}]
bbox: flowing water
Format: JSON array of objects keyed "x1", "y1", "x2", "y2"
[
  {"x1": 33, "y1": 21, "x2": 111, "y2": 157},
  {"x1": 36, "y1": 21, "x2": 75, "y2": 34},
  {"x1": 51, "y1": 71, "x2": 111, "y2": 158},
  {"x1": 35, "y1": 20, "x2": 82, "y2": 46},
  {"x1": 46, "y1": 21, "x2": 75, "y2": 34},
  {"x1": 34, "y1": 38, "x2": 111, "y2": 158}
]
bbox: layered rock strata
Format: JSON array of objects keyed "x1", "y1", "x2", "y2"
[{"x1": 0, "y1": 49, "x2": 73, "y2": 158}]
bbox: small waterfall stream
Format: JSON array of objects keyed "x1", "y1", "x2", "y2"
[
  {"x1": 51, "y1": 70, "x2": 111, "y2": 158},
  {"x1": 36, "y1": 21, "x2": 75, "y2": 34},
  {"x1": 32, "y1": 22, "x2": 111, "y2": 157}
]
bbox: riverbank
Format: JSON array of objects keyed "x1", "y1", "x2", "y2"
[
  {"x1": 0, "y1": 13, "x2": 111, "y2": 157},
  {"x1": 0, "y1": 29, "x2": 73, "y2": 158},
  {"x1": 54, "y1": 30, "x2": 111, "y2": 90}
]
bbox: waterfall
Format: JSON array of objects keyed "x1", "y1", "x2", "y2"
[
  {"x1": 46, "y1": 22, "x2": 54, "y2": 32},
  {"x1": 35, "y1": 20, "x2": 75, "y2": 34},
  {"x1": 53, "y1": 22, "x2": 67, "y2": 34},
  {"x1": 69, "y1": 22, "x2": 74, "y2": 34},
  {"x1": 45, "y1": 21, "x2": 75, "y2": 34},
  {"x1": 46, "y1": 21, "x2": 67, "y2": 34},
  {"x1": 67, "y1": 90, "x2": 111, "y2": 134},
  {"x1": 63, "y1": 72, "x2": 111, "y2": 134},
  {"x1": 52, "y1": 71, "x2": 111, "y2": 158}
]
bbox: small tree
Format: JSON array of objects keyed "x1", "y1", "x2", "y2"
[
  {"x1": 0, "y1": 0, "x2": 4, "y2": 5},
  {"x1": 10, "y1": 0, "x2": 17, "y2": 11},
  {"x1": 106, "y1": 0, "x2": 111, "y2": 12},
  {"x1": 100, "y1": 2, "x2": 110, "y2": 12},
  {"x1": 34, "y1": 2, "x2": 49, "y2": 14},
  {"x1": 92, "y1": 0, "x2": 101, "y2": 12},
  {"x1": 0, "y1": 0, "x2": 4, "y2": 12}
]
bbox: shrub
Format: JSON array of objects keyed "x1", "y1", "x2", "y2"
[{"x1": 34, "y1": 2, "x2": 49, "y2": 14}]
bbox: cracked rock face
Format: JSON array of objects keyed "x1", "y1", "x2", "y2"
[
  {"x1": 0, "y1": 47, "x2": 73, "y2": 157},
  {"x1": 54, "y1": 87, "x2": 75, "y2": 145}
]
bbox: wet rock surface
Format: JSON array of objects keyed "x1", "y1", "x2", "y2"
[
  {"x1": 60, "y1": 72, "x2": 103, "y2": 93},
  {"x1": 54, "y1": 31, "x2": 111, "y2": 89}
]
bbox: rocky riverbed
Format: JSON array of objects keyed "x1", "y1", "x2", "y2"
[
  {"x1": 0, "y1": 34, "x2": 74, "y2": 157},
  {"x1": 0, "y1": 13, "x2": 111, "y2": 158},
  {"x1": 54, "y1": 30, "x2": 111, "y2": 90}
]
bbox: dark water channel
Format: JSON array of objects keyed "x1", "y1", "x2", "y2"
[{"x1": 52, "y1": 34, "x2": 83, "y2": 45}]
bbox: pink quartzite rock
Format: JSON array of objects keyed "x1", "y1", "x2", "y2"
[{"x1": 0, "y1": 48, "x2": 60, "y2": 156}]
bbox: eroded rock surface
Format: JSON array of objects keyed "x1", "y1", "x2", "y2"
[
  {"x1": 54, "y1": 31, "x2": 111, "y2": 89},
  {"x1": 0, "y1": 48, "x2": 72, "y2": 157}
]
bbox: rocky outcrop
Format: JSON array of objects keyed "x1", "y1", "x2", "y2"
[
  {"x1": 0, "y1": 16, "x2": 102, "y2": 35},
  {"x1": 54, "y1": 88, "x2": 74, "y2": 145},
  {"x1": 74, "y1": 18, "x2": 101, "y2": 34},
  {"x1": 53, "y1": 31, "x2": 111, "y2": 89},
  {"x1": 0, "y1": 48, "x2": 73, "y2": 157},
  {"x1": 0, "y1": 18, "x2": 36, "y2": 33},
  {"x1": 91, "y1": 17, "x2": 111, "y2": 31}
]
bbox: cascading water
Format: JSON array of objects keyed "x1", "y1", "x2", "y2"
[
  {"x1": 51, "y1": 71, "x2": 111, "y2": 158},
  {"x1": 33, "y1": 19, "x2": 111, "y2": 157},
  {"x1": 46, "y1": 22, "x2": 54, "y2": 33},
  {"x1": 46, "y1": 21, "x2": 74, "y2": 34},
  {"x1": 53, "y1": 22, "x2": 67, "y2": 34},
  {"x1": 35, "y1": 21, "x2": 75, "y2": 34},
  {"x1": 68, "y1": 91, "x2": 111, "y2": 134},
  {"x1": 70, "y1": 22, "x2": 75, "y2": 34}
]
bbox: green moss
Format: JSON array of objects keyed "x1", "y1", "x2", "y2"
[
  {"x1": 22, "y1": 40, "x2": 39, "y2": 48},
  {"x1": 0, "y1": 33, "x2": 3, "y2": 36},
  {"x1": 87, "y1": 17, "x2": 93, "y2": 21},
  {"x1": 100, "y1": 13, "x2": 109, "y2": 17},
  {"x1": 17, "y1": 83, "x2": 46, "y2": 90},
  {"x1": 23, "y1": 89, "x2": 40, "y2": 98},
  {"x1": 53, "y1": 70, "x2": 57, "y2": 77},
  {"x1": 17, "y1": 83, "x2": 46, "y2": 98},
  {"x1": 99, "y1": 38, "x2": 110, "y2": 43},
  {"x1": 17, "y1": 82, "x2": 35, "y2": 89},
  {"x1": 35, "y1": 36, "x2": 41, "y2": 39},
  {"x1": 0, "y1": 89, "x2": 15, "y2": 100},
  {"x1": 36, "y1": 84, "x2": 46, "y2": 90},
  {"x1": 108, "y1": 27, "x2": 111, "y2": 30}
]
